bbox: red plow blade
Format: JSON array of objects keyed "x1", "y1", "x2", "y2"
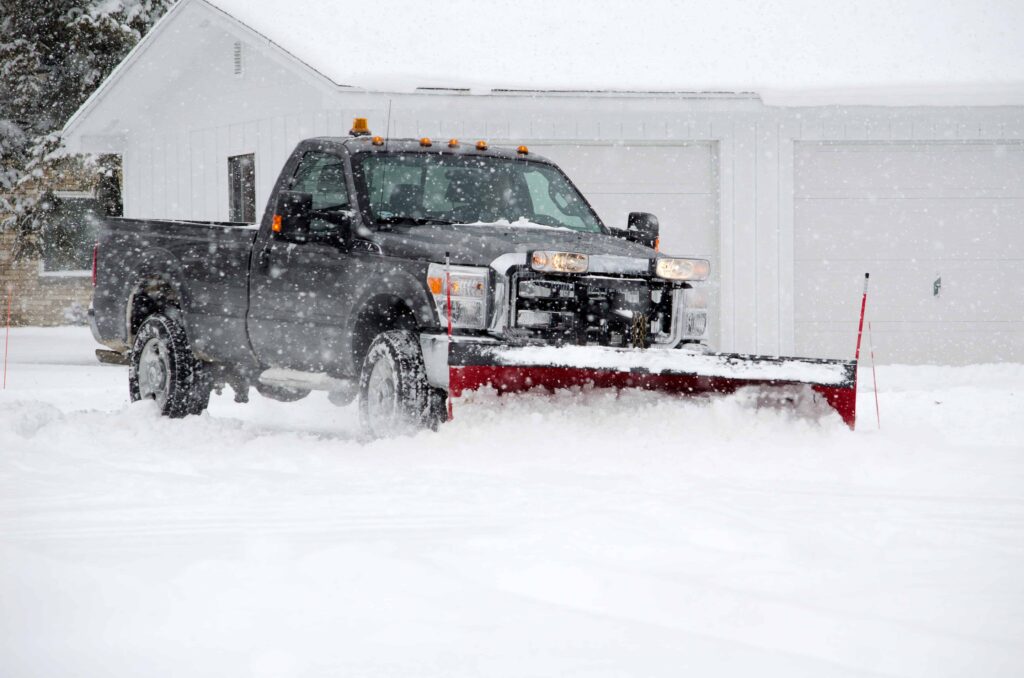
[{"x1": 448, "y1": 344, "x2": 858, "y2": 428}]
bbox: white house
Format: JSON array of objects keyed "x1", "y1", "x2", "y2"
[{"x1": 61, "y1": 0, "x2": 1024, "y2": 364}]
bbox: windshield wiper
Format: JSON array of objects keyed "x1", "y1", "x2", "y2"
[{"x1": 376, "y1": 216, "x2": 456, "y2": 226}]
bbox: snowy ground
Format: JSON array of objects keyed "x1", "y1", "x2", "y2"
[{"x1": 1, "y1": 327, "x2": 1022, "y2": 677}]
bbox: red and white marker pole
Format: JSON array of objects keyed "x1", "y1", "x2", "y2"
[
  {"x1": 445, "y1": 252, "x2": 453, "y2": 421},
  {"x1": 854, "y1": 273, "x2": 869, "y2": 363},
  {"x1": 846, "y1": 273, "x2": 871, "y2": 430}
]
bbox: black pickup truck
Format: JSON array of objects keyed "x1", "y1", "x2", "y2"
[{"x1": 90, "y1": 120, "x2": 711, "y2": 437}]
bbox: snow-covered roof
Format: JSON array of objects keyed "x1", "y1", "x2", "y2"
[{"x1": 206, "y1": 0, "x2": 1024, "y2": 106}]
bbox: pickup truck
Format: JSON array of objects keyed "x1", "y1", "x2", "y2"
[{"x1": 90, "y1": 119, "x2": 713, "y2": 438}]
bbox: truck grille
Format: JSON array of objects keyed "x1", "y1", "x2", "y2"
[{"x1": 510, "y1": 273, "x2": 676, "y2": 348}]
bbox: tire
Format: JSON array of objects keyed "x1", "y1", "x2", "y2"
[
  {"x1": 358, "y1": 330, "x2": 445, "y2": 438},
  {"x1": 129, "y1": 313, "x2": 212, "y2": 418}
]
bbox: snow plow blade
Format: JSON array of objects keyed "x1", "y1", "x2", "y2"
[{"x1": 448, "y1": 344, "x2": 858, "y2": 428}]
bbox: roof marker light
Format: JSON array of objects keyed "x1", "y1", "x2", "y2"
[
  {"x1": 371, "y1": 135, "x2": 384, "y2": 146},
  {"x1": 420, "y1": 137, "x2": 433, "y2": 147},
  {"x1": 448, "y1": 138, "x2": 459, "y2": 148},
  {"x1": 517, "y1": 145, "x2": 529, "y2": 155},
  {"x1": 476, "y1": 140, "x2": 488, "y2": 150}
]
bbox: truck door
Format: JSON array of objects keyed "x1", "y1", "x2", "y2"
[{"x1": 248, "y1": 150, "x2": 359, "y2": 372}]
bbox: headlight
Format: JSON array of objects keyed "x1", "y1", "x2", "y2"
[
  {"x1": 655, "y1": 257, "x2": 710, "y2": 281},
  {"x1": 531, "y1": 251, "x2": 589, "y2": 274},
  {"x1": 426, "y1": 263, "x2": 488, "y2": 329}
]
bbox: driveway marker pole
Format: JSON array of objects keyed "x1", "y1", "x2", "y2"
[
  {"x1": 868, "y1": 320, "x2": 880, "y2": 429},
  {"x1": 3, "y1": 286, "x2": 11, "y2": 389}
]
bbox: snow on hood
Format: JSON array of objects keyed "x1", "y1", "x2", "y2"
[
  {"x1": 370, "y1": 223, "x2": 654, "y2": 267},
  {"x1": 492, "y1": 345, "x2": 852, "y2": 385},
  {"x1": 463, "y1": 218, "x2": 574, "y2": 233}
]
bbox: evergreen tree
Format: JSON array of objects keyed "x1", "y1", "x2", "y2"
[{"x1": 0, "y1": 0, "x2": 172, "y2": 257}]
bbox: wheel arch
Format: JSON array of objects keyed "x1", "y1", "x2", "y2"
[
  {"x1": 125, "y1": 272, "x2": 190, "y2": 345},
  {"x1": 341, "y1": 268, "x2": 439, "y2": 375},
  {"x1": 119, "y1": 243, "x2": 193, "y2": 345},
  {"x1": 348, "y1": 294, "x2": 420, "y2": 376}
]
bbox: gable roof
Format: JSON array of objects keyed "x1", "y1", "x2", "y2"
[
  {"x1": 208, "y1": 0, "x2": 1024, "y2": 105},
  {"x1": 62, "y1": 0, "x2": 1024, "y2": 144},
  {"x1": 61, "y1": 0, "x2": 339, "y2": 147}
]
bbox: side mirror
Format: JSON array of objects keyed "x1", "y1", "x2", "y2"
[
  {"x1": 273, "y1": 191, "x2": 312, "y2": 242},
  {"x1": 626, "y1": 212, "x2": 659, "y2": 249}
]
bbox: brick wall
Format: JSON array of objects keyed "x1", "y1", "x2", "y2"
[
  {"x1": 0, "y1": 230, "x2": 93, "y2": 326},
  {"x1": 0, "y1": 156, "x2": 110, "y2": 327}
]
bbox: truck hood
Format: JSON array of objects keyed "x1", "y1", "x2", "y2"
[{"x1": 369, "y1": 223, "x2": 657, "y2": 266}]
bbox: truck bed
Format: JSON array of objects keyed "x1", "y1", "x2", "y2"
[{"x1": 91, "y1": 217, "x2": 260, "y2": 364}]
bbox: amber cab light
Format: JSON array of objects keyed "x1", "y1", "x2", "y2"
[
  {"x1": 517, "y1": 145, "x2": 529, "y2": 155},
  {"x1": 371, "y1": 135, "x2": 384, "y2": 146},
  {"x1": 350, "y1": 117, "x2": 371, "y2": 136},
  {"x1": 448, "y1": 138, "x2": 459, "y2": 148},
  {"x1": 420, "y1": 137, "x2": 433, "y2": 147},
  {"x1": 475, "y1": 140, "x2": 488, "y2": 150}
]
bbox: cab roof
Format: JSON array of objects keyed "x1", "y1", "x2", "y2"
[{"x1": 303, "y1": 136, "x2": 555, "y2": 165}]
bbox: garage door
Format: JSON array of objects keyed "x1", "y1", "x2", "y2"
[
  {"x1": 795, "y1": 142, "x2": 1024, "y2": 364},
  {"x1": 532, "y1": 143, "x2": 719, "y2": 343}
]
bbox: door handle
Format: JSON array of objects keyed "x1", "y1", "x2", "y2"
[{"x1": 257, "y1": 245, "x2": 272, "y2": 273}]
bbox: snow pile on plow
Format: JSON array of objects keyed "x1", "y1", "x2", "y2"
[
  {"x1": 448, "y1": 344, "x2": 858, "y2": 428},
  {"x1": 491, "y1": 345, "x2": 851, "y2": 384}
]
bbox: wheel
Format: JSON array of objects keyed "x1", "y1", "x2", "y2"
[
  {"x1": 129, "y1": 313, "x2": 212, "y2": 417},
  {"x1": 254, "y1": 383, "x2": 310, "y2": 402},
  {"x1": 358, "y1": 330, "x2": 444, "y2": 438}
]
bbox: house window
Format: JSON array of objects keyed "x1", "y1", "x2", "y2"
[
  {"x1": 39, "y1": 191, "x2": 102, "y2": 276},
  {"x1": 228, "y1": 153, "x2": 256, "y2": 222}
]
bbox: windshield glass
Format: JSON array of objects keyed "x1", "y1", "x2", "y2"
[{"x1": 353, "y1": 152, "x2": 603, "y2": 232}]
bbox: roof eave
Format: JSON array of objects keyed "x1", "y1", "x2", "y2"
[
  {"x1": 61, "y1": 0, "x2": 349, "y2": 152},
  {"x1": 61, "y1": 0, "x2": 191, "y2": 145}
]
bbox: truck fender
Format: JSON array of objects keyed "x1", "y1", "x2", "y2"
[
  {"x1": 121, "y1": 246, "x2": 192, "y2": 343},
  {"x1": 341, "y1": 267, "x2": 438, "y2": 374}
]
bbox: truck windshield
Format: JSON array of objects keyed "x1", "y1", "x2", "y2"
[{"x1": 354, "y1": 152, "x2": 604, "y2": 233}]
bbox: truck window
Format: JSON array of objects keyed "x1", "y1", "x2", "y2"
[
  {"x1": 354, "y1": 153, "x2": 603, "y2": 232},
  {"x1": 291, "y1": 151, "x2": 350, "y2": 234},
  {"x1": 522, "y1": 169, "x2": 587, "y2": 230}
]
